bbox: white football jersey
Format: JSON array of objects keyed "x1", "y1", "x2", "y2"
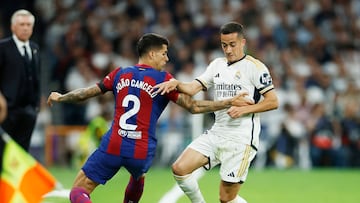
[{"x1": 196, "y1": 55, "x2": 274, "y2": 149}]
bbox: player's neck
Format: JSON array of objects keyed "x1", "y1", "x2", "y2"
[
  {"x1": 138, "y1": 58, "x2": 160, "y2": 70},
  {"x1": 227, "y1": 54, "x2": 246, "y2": 66}
]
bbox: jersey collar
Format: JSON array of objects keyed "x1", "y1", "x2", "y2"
[
  {"x1": 227, "y1": 54, "x2": 246, "y2": 66},
  {"x1": 135, "y1": 63, "x2": 153, "y2": 69}
]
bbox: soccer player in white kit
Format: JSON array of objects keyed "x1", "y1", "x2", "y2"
[{"x1": 155, "y1": 22, "x2": 278, "y2": 203}]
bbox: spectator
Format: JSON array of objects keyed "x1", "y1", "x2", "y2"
[
  {"x1": 0, "y1": 9, "x2": 41, "y2": 151},
  {"x1": 273, "y1": 103, "x2": 307, "y2": 169},
  {"x1": 339, "y1": 99, "x2": 360, "y2": 167},
  {"x1": 308, "y1": 103, "x2": 346, "y2": 167}
]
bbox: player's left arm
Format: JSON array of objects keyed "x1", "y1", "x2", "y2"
[
  {"x1": 175, "y1": 92, "x2": 253, "y2": 114},
  {"x1": 47, "y1": 84, "x2": 102, "y2": 106},
  {"x1": 227, "y1": 89, "x2": 278, "y2": 119}
]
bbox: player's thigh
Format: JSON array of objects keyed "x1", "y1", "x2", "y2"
[
  {"x1": 219, "y1": 144, "x2": 256, "y2": 183},
  {"x1": 123, "y1": 155, "x2": 155, "y2": 180},
  {"x1": 82, "y1": 149, "x2": 120, "y2": 185},
  {"x1": 172, "y1": 147, "x2": 208, "y2": 175}
]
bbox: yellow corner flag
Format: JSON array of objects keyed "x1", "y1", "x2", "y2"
[{"x1": 0, "y1": 134, "x2": 57, "y2": 203}]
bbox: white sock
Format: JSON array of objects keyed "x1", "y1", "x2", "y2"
[
  {"x1": 227, "y1": 195, "x2": 247, "y2": 203},
  {"x1": 159, "y1": 168, "x2": 205, "y2": 203},
  {"x1": 158, "y1": 184, "x2": 183, "y2": 203},
  {"x1": 174, "y1": 173, "x2": 205, "y2": 203}
]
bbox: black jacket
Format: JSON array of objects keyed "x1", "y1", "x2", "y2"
[{"x1": 0, "y1": 37, "x2": 41, "y2": 111}]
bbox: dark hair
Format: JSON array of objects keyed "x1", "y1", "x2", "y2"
[
  {"x1": 219, "y1": 22, "x2": 245, "y2": 37},
  {"x1": 137, "y1": 33, "x2": 169, "y2": 57}
]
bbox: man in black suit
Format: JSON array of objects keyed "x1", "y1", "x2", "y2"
[{"x1": 0, "y1": 9, "x2": 41, "y2": 151}]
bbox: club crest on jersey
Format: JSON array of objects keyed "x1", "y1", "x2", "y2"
[
  {"x1": 235, "y1": 70, "x2": 241, "y2": 80},
  {"x1": 259, "y1": 73, "x2": 272, "y2": 85}
]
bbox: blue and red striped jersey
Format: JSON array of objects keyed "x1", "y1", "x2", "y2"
[{"x1": 97, "y1": 64, "x2": 179, "y2": 159}]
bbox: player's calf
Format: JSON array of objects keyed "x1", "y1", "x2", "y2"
[
  {"x1": 174, "y1": 173, "x2": 205, "y2": 203},
  {"x1": 123, "y1": 175, "x2": 145, "y2": 203}
]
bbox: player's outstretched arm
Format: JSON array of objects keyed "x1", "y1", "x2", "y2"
[
  {"x1": 154, "y1": 79, "x2": 203, "y2": 96},
  {"x1": 176, "y1": 92, "x2": 253, "y2": 114},
  {"x1": 153, "y1": 79, "x2": 179, "y2": 95},
  {"x1": 47, "y1": 84, "x2": 102, "y2": 106}
]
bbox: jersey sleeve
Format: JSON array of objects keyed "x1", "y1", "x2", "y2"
[
  {"x1": 252, "y1": 63, "x2": 274, "y2": 95},
  {"x1": 195, "y1": 59, "x2": 220, "y2": 91},
  {"x1": 164, "y1": 72, "x2": 179, "y2": 102},
  {"x1": 97, "y1": 67, "x2": 121, "y2": 93}
]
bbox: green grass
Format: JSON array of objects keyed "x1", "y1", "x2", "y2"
[{"x1": 43, "y1": 167, "x2": 360, "y2": 203}]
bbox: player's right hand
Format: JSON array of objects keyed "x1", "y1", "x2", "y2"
[
  {"x1": 153, "y1": 79, "x2": 179, "y2": 95},
  {"x1": 47, "y1": 92, "x2": 62, "y2": 107},
  {"x1": 231, "y1": 92, "x2": 254, "y2": 107}
]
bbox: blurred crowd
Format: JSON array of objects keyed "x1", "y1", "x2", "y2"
[{"x1": 1, "y1": 0, "x2": 359, "y2": 169}]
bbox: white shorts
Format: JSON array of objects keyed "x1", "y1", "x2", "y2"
[{"x1": 188, "y1": 130, "x2": 257, "y2": 183}]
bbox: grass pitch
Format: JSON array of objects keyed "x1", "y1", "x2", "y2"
[{"x1": 43, "y1": 166, "x2": 360, "y2": 203}]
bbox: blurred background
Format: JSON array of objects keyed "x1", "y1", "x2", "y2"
[{"x1": 1, "y1": 0, "x2": 359, "y2": 170}]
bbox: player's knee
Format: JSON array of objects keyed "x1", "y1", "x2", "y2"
[{"x1": 171, "y1": 162, "x2": 187, "y2": 176}]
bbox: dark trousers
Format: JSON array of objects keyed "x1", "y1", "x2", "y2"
[{"x1": 0, "y1": 106, "x2": 37, "y2": 151}]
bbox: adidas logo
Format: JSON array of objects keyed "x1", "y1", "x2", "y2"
[
  {"x1": 215, "y1": 73, "x2": 220, "y2": 78},
  {"x1": 227, "y1": 172, "x2": 235, "y2": 177}
]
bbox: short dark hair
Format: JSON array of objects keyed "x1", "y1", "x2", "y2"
[
  {"x1": 219, "y1": 22, "x2": 245, "y2": 37},
  {"x1": 137, "y1": 33, "x2": 169, "y2": 57}
]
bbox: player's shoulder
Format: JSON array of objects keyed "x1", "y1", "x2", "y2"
[
  {"x1": 244, "y1": 55, "x2": 267, "y2": 70},
  {"x1": 211, "y1": 57, "x2": 227, "y2": 64},
  {"x1": 209, "y1": 57, "x2": 227, "y2": 68},
  {"x1": 113, "y1": 66, "x2": 124, "y2": 73}
]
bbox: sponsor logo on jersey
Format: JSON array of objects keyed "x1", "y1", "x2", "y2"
[
  {"x1": 215, "y1": 83, "x2": 242, "y2": 91},
  {"x1": 118, "y1": 129, "x2": 142, "y2": 139},
  {"x1": 215, "y1": 83, "x2": 242, "y2": 98}
]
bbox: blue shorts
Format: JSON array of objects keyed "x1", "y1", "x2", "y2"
[{"x1": 82, "y1": 149, "x2": 154, "y2": 185}]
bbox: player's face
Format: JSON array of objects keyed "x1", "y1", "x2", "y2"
[
  {"x1": 153, "y1": 45, "x2": 169, "y2": 70},
  {"x1": 11, "y1": 15, "x2": 34, "y2": 42},
  {"x1": 220, "y1": 32, "x2": 246, "y2": 63}
]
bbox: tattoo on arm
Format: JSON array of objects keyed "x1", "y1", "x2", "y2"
[{"x1": 59, "y1": 85, "x2": 102, "y2": 103}]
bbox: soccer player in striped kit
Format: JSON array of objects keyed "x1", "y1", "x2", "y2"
[
  {"x1": 47, "y1": 33, "x2": 252, "y2": 203},
  {"x1": 155, "y1": 22, "x2": 279, "y2": 203}
]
